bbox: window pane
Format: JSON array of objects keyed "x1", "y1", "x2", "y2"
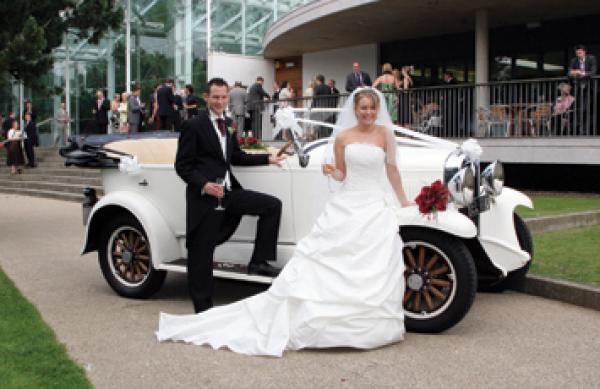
[
  {"x1": 492, "y1": 56, "x2": 512, "y2": 81},
  {"x1": 542, "y1": 51, "x2": 565, "y2": 77},
  {"x1": 514, "y1": 53, "x2": 538, "y2": 79}
]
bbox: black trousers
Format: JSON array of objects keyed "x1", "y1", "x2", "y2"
[
  {"x1": 249, "y1": 109, "x2": 262, "y2": 138},
  {"x1": 159, "y1": 115, "x2": 174, "y2": 131},
  {"x1": 24, "y1": 139, "x2": 35, "y2": 167},
  {"x1": 186, "y1": 189, "x2": 282, "y2": 313}
]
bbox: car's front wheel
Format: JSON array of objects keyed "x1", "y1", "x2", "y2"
[
  {"x1": 400, "y1": 228, "x2": 477, "y2": 333},
  {"x1": 98, "y1": 214, "x2": 166, "y2": 298}
]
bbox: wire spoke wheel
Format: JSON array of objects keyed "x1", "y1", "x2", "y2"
[
  {"x1": 403, "y1": 241, "x2": 457, "y2": 320},
  {"x1": 107, "y1": 226, "x2": 151, "y2": 287}
]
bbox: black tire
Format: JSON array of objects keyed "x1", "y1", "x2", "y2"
[
  {"x1": 480, "y1": 213, "x2": 533, "y2": 292},
  {"x1": 400, "y1": 228, "x2": 477, "y2": 333},
  {"x1": 98, "y1": 214, "x2": 166, "y2": 298}
]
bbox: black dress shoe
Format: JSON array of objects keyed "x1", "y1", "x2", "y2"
[{"x1": 247, "y1": 262, "x2": 281, "y2": 277}]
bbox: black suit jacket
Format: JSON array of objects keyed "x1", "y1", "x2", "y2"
[
  {"x1": 313, "y1": 83, "x2": 332, "y2": 108},
  {"x1": 175, "y1": 111, "x2": 269, "y2": 236},
  {"x1": 94, "y1": 99, "x2": 110, "y2": 126},
  {"x1": 24, "y1": 121, "x2": 38, "y2": 146},
  {"x1": 345, "y1": 71, "x2": 372, "y2": 92},
  {"x1": 157, "y1": 85, "x2": 175, "y2": 116},
  {"x1": 569, "y1": 55, "x2": 597, "y2": 78}
]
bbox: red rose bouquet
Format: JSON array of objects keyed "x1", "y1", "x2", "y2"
[
  {"x1": 415, "y1": 180, "x2": 449, "y2": 218},
  {"x1": 237, "y1": 134, "x2": 267, "y2": 150}
]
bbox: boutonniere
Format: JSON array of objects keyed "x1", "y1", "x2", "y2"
[{"x1": 228, "y1": 121, "x2": 239, "y2": 135}]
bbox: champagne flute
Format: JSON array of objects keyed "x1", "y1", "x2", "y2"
[
  {"x1": 322, "y1": 156, "x2": 335, "y2": 176},
  {"x1": 215, "y1": 178, "x2": 226, "y2": 211}
]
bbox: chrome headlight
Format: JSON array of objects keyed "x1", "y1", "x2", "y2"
[
  {"x1": 444, "y1": 151, "x2": 475, "y2": 207},
  {"x1": 482, "y1": 160, "x2": 504, "y2": 196},
  {"x1": 447, "y1": 166, "x2": 475, "y2": 207}
]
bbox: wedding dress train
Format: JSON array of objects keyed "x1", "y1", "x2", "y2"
[{"x1": 156, "y1": 143, "x2": 405, "y2": 356}]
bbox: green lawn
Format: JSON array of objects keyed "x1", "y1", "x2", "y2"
[
  {"x1": 0, "y1": 267, "x2": 91, "y2": 389},
  {"x1": 531, "y1": 225, "x2": 600, "y2": 286},
  {"x1": 517, "y1": 195, "x2": 600, "y2": 219}
]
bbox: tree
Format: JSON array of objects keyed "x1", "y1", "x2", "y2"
[{"x1": 0, "y1": 0, "x2": 123, "y2": 92}]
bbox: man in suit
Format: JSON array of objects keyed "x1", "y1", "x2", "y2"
[
  {"x1": 246, "y1": 76, "x2": 270, "y2": 138},
  {"x1": 313, "y1": 74, "x2": 333, "y2": 137},
  {"x1": 2, "y1": 111, "x2": 15, "y2": 138},
  {"x1": 128, "y1": 84, "x2": 144, "y2": 133},
  {"x1": 228, "y1": 81, "x2": 247, "y2": 136},
  {"x1": 568, "y1": 44, "x2": 597, "y2": 134},
  {"x1": 23, "y1": 113, "x2": 38, "y2": 167},
  {"x1": 173, "y1": 85, "x2": 184, "y2": 132},
  {"x1": 92, "y1": 89, "x2": 110, "y2": 133},
  {"x1": 157, "y1": 79, "x2": 176, "y2": 131},
  {"x1": 184, "y1": 84, "x2": 199, "y2": 118},
  {"x1": 345, "y1": 62, "x2": 372, "y2": 92},
  {"x1": 175, "y1": 77, "x2": 286, "y2": 313}
]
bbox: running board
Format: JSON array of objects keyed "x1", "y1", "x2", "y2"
[{"x1": 158, "y1": 259, "x2": 274, "y2": 285}]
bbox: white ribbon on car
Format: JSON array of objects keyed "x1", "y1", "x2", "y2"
[
  {"x1": 118, "y1": 155, "x2": 141, "y2": 175},
  {"x1": 272, "y1": 107, "x2": 305, "y2": 139},
  {"x1": 459, "y1": 138, "x2": 483, "y2": 162}
]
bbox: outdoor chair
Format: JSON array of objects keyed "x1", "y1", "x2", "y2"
[
  {"x1": 478, "y1": 105, "x2": 509, "y2": 137},
  {"x1": 529, "y1": 103, "x2": 552, "y2": 136}
]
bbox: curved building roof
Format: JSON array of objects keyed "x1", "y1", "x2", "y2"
[{"x1": 264, "y1": 0, "x2": 600, "y2": 58}]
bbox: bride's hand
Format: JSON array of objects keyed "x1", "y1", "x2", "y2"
[
  {"x1": 400, "y1": 199, "x2": 415, "y2": 208},
  {"x1": 322, "y1": 163, "x2": 336, "y2": 176}
]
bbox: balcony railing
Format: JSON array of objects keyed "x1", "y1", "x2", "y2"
[{"x1": 250, "y1": 76, "x2": 599, "y2": 141}]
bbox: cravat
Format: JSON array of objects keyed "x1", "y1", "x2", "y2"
[{"x1": 216, "y1": 118, "x2": 226, "y2": 136}]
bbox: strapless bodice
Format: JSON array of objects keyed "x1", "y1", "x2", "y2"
[{"x1": 343, "y1": 143, "x2": 387, "y2": 192}]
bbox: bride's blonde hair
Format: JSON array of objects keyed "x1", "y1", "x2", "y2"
[{"x1": 353, "y1": 88, "x2": 380, "y2": 109}]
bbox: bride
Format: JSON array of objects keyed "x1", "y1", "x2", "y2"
[{"x1": 156, "y1": 88, "x2": 412, "y2": 357}]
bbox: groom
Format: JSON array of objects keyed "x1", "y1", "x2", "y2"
[{"x1": 175, "y1": 77, "x2": 285, "y2": 313}]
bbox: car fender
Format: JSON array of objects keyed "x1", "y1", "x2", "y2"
[
  {"x1": 479, "y1": 187, "x2": 533, "y2": 275},
  {"x1": 394, "y1": 205, "x2": 477, "y2": 238},
  {"x1": 82, "y1": 191, "x2": 181, "y2": 267}
]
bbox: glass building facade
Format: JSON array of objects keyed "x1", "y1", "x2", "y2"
[{"x1": 2, "y1": 0, "x2": 309, "y2": 145}]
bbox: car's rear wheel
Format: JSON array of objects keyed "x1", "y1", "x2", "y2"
[
  {"x1": 401, "y1": 228, "x2": 477, "y2": 333},
  {"x1": 98, "y1": 214, "x2": 166, "y2": 298},
  {"x1": 479, "y1": 213, "x2": 533, "y2": 292}
]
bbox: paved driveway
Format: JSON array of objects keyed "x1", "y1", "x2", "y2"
[{"x1": 1, "y1": 194, "x2": 599, "y2": 388}]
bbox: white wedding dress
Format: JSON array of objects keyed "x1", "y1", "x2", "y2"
[{"x1": 157, "y1": 143, "x2": 405, "y2": 357}]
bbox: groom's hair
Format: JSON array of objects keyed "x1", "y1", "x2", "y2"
[{"x1": 205, "y1": 78, "x2": 229, "y2": 94}]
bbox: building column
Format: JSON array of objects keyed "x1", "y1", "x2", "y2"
[
  {"x1": 475, "y1": 9, "x2": 489, "y2": 135},
  {"x1": 107, "y1": 34, "x2": 115, "y2": 135},
  {"x1": 184, "y1": 0, "x2": 193, "y2": 85}
]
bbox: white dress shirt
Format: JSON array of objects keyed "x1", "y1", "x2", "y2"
[{"x1": 208, "y1": 109, "x2": 231, "y2": 190}]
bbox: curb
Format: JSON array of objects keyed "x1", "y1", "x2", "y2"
[
  {"x1": 525, "y1": 210, "x2": 600, "y2": 234},
  {"x1": 516, "y1": 274, "x2": 600, "y2": 311}
]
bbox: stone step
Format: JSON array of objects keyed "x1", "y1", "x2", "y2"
[
  {"x1": 0, "y1": 174, "x2": 102, "y2": 185},
  {"x1": 3, "y1": 167, "x2": 102, "y2": 178},
  {"x1": 0, "y1": 187, "x2": 86, "y2": 203},
  {"x1": 0, "y1": 178, "x2": 103, "y2": 196}
]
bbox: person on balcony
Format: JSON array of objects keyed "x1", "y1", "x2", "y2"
[
  {"x1": 568, "y1": 44, "x2": 597, "y2": 135},
  {"x1": 228, "y1": 81, "x2": 247, "y2": 137},
  {"x1": 373, "y1": 63, "x2": 399, "y2": 124},
  {"x1": 345, "y1": 62, "x2": 372, "y2": 92},
  {"x1": 552, "y1": 82, "x2": 576, "y2": 135},
  {"x1": 246, "y1": 76, "x2": 270, "y2": 138}
]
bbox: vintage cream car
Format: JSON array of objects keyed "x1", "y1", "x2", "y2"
[{"x1": 62, "y1": 125, "x2": 533, "y2": 334}]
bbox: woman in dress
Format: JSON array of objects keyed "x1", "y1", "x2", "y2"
[
  {"x1": 5, "y1": 120, "x2": 25, "y2": 175},
  {"x1": 110, "y1": 93, "x2": 120, "y2": 132},
  {"x1": 157, "y1": 88, "x2": 412, "y2": 357},
  {"x1": 118, "y1": 92, "x2": 129, "y2": 133},
  {"x1": 373, "y1": 63, "x2": 398, "y2": 123}
]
